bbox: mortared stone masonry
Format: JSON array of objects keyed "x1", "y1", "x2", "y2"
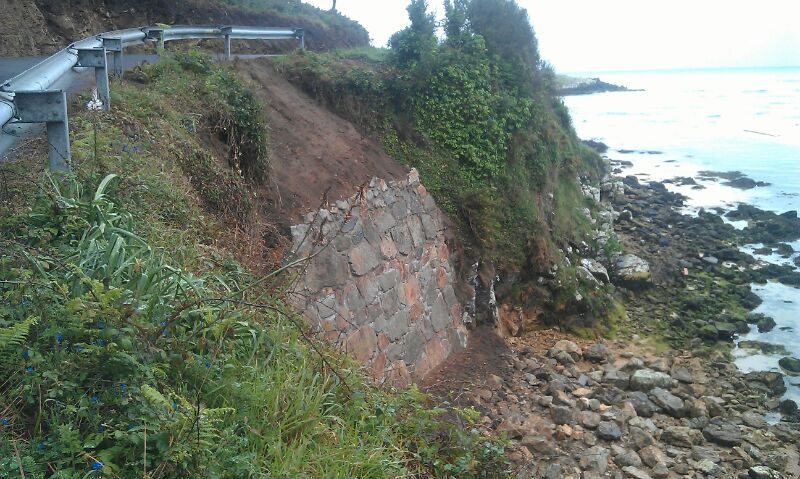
[{"x1": 288, "y1": 169, "x2": 468, "y2": 386}]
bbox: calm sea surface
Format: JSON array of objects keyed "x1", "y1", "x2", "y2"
[{"x1": 563, "y1": 67, "x2": 800, "y2": 403}]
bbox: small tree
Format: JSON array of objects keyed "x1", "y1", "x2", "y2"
[
  {"x1": 389, "y1": 0, "x2": 437, "y2": 65},
  {"x1": 443, "y1": 0, "x2": 469, "y2": 42},
  {"x1": 467, "y1": 0, "x2": 542, "y2": 87}
]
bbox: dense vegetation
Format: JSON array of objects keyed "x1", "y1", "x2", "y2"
[
  {"x1": 0, "y1": 53, "x2": 509, "y2": 478},
  {"x1": 195, "y1": 0, "x2": 370, "y2": 50},
  {"x1": 274, "y1": 0, "x2": 607, "y2": 324}
]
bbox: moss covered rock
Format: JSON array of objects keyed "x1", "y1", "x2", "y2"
[{"x1": 778, "y1": 357, "x2": 800, "y2": 373}]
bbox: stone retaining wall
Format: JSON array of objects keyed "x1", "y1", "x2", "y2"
[{"x1": 288, "y1": 169, "x2": 468, "y2": 386}]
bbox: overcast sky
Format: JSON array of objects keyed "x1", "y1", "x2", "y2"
[{"x1": 303, "y1": 0, "x2": 800, "y2": 72}]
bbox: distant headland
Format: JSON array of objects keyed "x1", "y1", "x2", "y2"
[{"x1": 556, "y1": 75, "x2": 642, "y2": 96}]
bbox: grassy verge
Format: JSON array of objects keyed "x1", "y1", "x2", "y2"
[{"x1": 0, "y1": 52, "x2": 509, "y2": 478}]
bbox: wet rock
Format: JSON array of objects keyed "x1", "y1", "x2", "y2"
[
  {"x1": 630, "y1": 369, "x2": 673, "y2": 391},
  {"x1": 778, "y1": 356, "x2": 800, "y2": 373},
  {"x1": 778, "y1": 399, "x2": 798, "y2": 415},
  {"x1": 702, "y1": 417, "x2": 743, "y2": 446},
  {"x1": 738, "y1": 341, "x2": 790, "y2": 355},
  {"x1": 597, "y1": 421, "x2": 622, "y2": 441},
  {"x1": 744, "y1": 371, "x2": 787, "y2": 397},
  {"x1": 757, "y1": 316, "x2": 777, "y2": 333},
  {"x1": 713, "y1": 321, "x2": 737, "y2": 340},
  {"x1": 662, "y1": 426, "x2": 705, "y2": 447},
  {"x1": 648, "y1": 388, "x2": 686, "y2": 417}
]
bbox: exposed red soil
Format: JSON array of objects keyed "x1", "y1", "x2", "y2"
[{"x1": 237, "y1": 59, "x2": 409, "y2": 223}]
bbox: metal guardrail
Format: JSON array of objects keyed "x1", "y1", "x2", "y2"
[{"x1": 0, "y1": 25, "x2": 304, "y2": 171}]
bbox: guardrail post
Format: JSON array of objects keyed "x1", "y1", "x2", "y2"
[
  {"x1": 102, "y1": 37, "x2": 124, "y2": 77},
  {"x1": 76, "y1": 48, "x2": 110, "y2": 111},
  {"x1": 13, "y1": 90, "x2": 71, "y2": 172},
  {"x1": 221, "y1": 27, "x2": 233, "y2": 60},
  {"x1": 296, "y1": 28, "x2": 305, "y2": 50},
  {"x1": 146, "y1": 28, "x2": 165, "y2": 53}
]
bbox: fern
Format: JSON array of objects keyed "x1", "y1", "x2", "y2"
[{"x1": 0, "y1": 316, "x2": 38, "y2": 353}]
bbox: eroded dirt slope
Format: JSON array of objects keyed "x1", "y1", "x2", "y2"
[{"x1": 238, "y1": 59, "x2": 408, "y2": 222}]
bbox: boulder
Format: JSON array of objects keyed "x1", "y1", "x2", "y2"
[
  {"x1": 615, "y1": 450, "x2": 643, "y2": 467},
  {"x1": 626, "y1": 391, "x2": 661, "y2": 417},
  {"x1": 661, "y1": 426, "x2": 704, "y2": 447},
  {"x1": 629, "y1": 426, "x2": 655, "y2": 449},
  {"x1": 713, "y1": 322, "x2": 738, "y2": 340},
  {"x1": 621, "y1": 466, "x2": 653, "y2": 479},
  {"x1": 612, "y1": 254, "x2": 652, "y2": 290},
  {"x1": 744, "y1": 371, "x2": 787, "y2": 396},
  {"x1": 778, "y1": 356, "x2": 800, "y2": 373},
  {"x1": 577, "y1": 266, "x2": 602, "y2": 286},
  {"x1": 702, "y1": 417, "x2": 742, "y2": 446},
  {"x1": 670, "y1": 366, "x2": 694, "y2": 383},
  {"x1": 778, "y1": 399, "x2": 798, "y2": 415},
  {"x1": 580, "y1": 411, "x2": 602, "y2": 429},
  {"x1": 749, "y1": 466, "x2": 786, "y2": 479},
  {"x1": 550, "y1": 339, "x2": 583, "y2": 361},
  {"x1": 603, "y1": 368, "x2": 631, "y2": 389},
  {"x1": 649, "y1": 388, "x2": 687, "y2": 417},
  {"x1": 597, "y1": 421, "x2": 622, "y2": 441},
  {"x1": 639, "y1": 445, "x2": 666, "y2": 467},
  {"x1": 757, "y1": 316, "x2": 777, "y2": 333},
  {"x1": 550, "y1": 405, "x2": 575, "y2": 425},
  {"x1": 741, "y1": 411, "x2": 767, "y2": 429},
  {"x1": 581, "y1": 258, "x2": 610, "y2": 283},
  {"x1": 630, "y1": 369, "x2": 673, "y2": 391},
  {"x1": 580, "y1": 446, "x2": 610, "y2": 474},
  {"x1": 585, "y1": 342, "x2": 610, "y2": 363}
]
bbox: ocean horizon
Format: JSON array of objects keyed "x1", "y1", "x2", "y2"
[{"x1": 566, "y1": 64, "x2": 800, "y2": 77}]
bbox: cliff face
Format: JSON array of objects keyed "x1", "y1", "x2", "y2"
[{"x1": 0, "y1": 0, "x2": 369, "y2": 57}]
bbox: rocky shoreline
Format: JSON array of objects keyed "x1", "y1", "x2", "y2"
[{"x1": 424, "y1": 156, "x2": 800, "y2": 478}]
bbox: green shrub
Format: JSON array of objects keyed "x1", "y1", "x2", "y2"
[{"x1": 0, "y1": 172, "x2": 509, "y2": 478}]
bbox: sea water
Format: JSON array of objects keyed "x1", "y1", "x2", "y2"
[{"x1": 563, "y1": 67, "x2": 800, "y2": 403}]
